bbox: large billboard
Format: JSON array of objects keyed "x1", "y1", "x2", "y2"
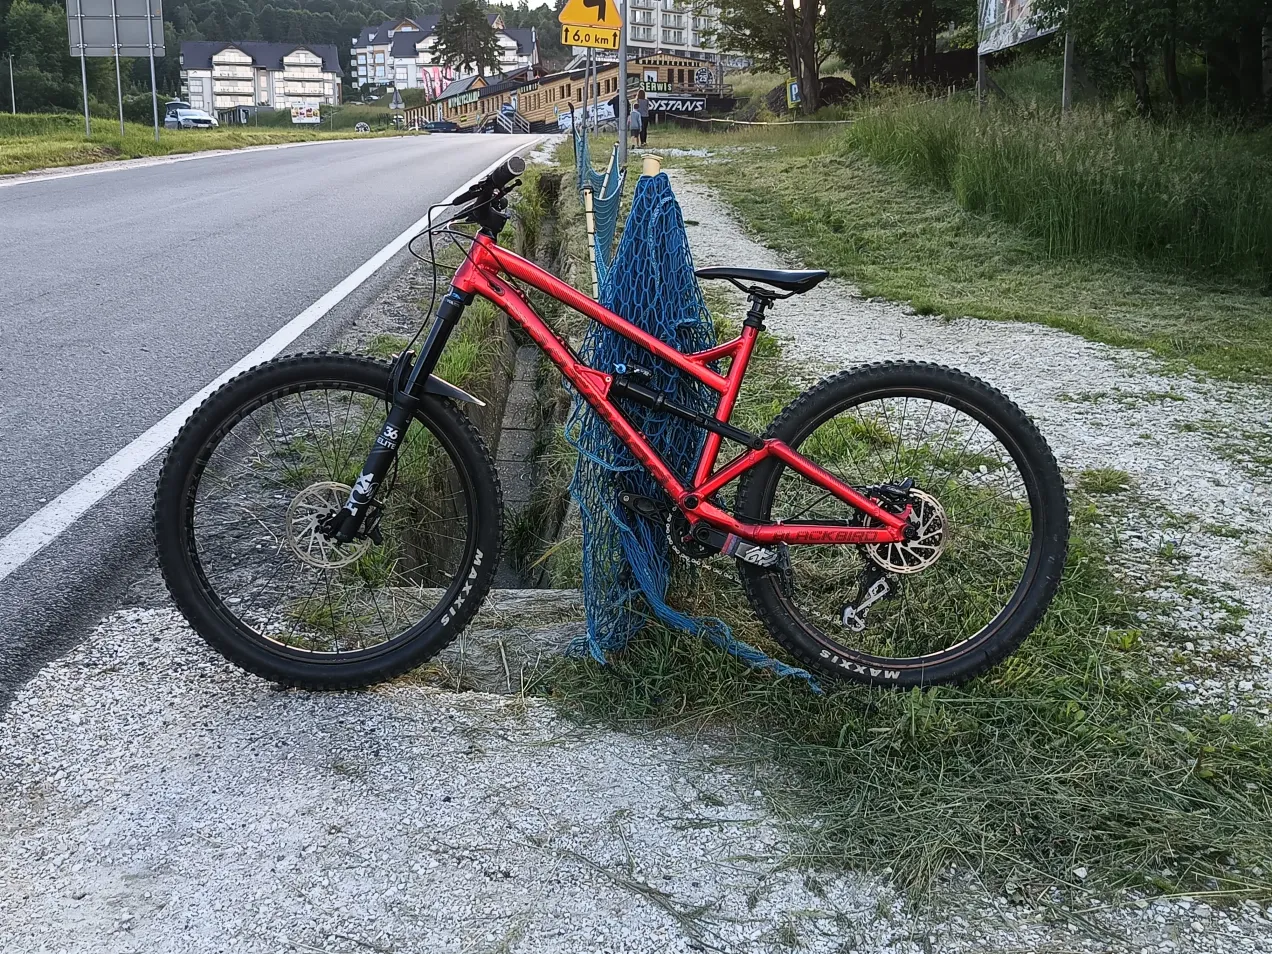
[{"x1": 978, "y1": 0, "x2": 1060, "y2": 55}]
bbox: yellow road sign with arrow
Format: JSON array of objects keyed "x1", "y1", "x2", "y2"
[{"x1": 559, "y1": 0, "x2": 622, "y2": 49}]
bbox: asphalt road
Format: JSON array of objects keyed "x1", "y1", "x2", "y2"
[{"x1": 0, "y1": 133, "x2": 540, "y2": 710}]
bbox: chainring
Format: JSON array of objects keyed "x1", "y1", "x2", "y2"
[{"x1": 667, "y1": 512, "x2": 721, "y2": 561}]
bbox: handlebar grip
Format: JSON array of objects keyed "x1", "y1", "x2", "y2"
[{"x1": 490, "y1": 155, "x2": 526, "y2": 190}]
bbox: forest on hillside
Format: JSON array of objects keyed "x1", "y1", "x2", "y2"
[{"x1": 0, "y1": 0, "x2": 568, "y2": 115}]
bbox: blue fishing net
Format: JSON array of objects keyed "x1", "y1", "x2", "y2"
[{"x1": 562, "y1": 171, "x2": 820, "y2": 688}]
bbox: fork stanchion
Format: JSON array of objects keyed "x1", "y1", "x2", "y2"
[
  {"x1": 583, "y1": 187, "x2": 600, "y2": 299},
  {"x1": 641, "y1": 153, "x2": 663, "y2": 177}
]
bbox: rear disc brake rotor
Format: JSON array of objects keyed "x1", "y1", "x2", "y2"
[{"x1": 865, "y1": 488, "x2": 947, "y2": 574}]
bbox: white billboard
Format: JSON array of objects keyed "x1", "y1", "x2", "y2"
[
  {"x1": 290, "y1": 104, "x2": 322, "y2": 124},
  {"x1": 978, "y1": 0, "x2": 1060, "y2": 55}
]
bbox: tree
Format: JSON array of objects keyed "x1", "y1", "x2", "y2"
[
  {"x1": 824, "y1": 0, "x2": 974, "y2": 91},
  {"x1": 1029, "y1": 0, "x2": 1272, "y2": 115},
  {"x1": 719, "y1": 0, "x2": 822, "y2": 110},
  {"x1": 432, "y1": 0, "x2": 500, "y2": 78}
]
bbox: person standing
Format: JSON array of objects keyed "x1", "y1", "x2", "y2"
[
  {"x1": 628, "y1": 102, "x2": 642, "y2": 148},
  {"x1": 634, "y1": 89, "x2": 650, "y2": 146}
]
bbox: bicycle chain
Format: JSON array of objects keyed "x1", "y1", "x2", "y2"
[{"x1": 665, "y1": 513, "x2": 849, "y2": 632}]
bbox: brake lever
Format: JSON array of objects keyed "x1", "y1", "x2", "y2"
[{"x1": 451, "y1": 183, "x2": 483, "y2": 205}]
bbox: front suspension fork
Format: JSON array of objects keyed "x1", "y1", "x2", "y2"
[{"x1": 329, "y1": 287, "x2": 473, "y2": 543}]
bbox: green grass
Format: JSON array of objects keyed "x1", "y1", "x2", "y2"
[
  {"x1": 0, "y1": 112, "x2": 413, "y2": 176},
  {"x1": 842, "y1": 93, "x2": 1272, "y2": 279},
  {"x1": 532, "y1": 158, "x2": 1272, "y2": 899},
  {"x1": 1077, "y1": 468, "x2": 1133, "y2": 495},
  {"x1": 652, "y1": 124, "x2": 1272, "y2": 382},
  {"x1": 1256, "y1": 547, "x2": 1272, "y2": 579}
]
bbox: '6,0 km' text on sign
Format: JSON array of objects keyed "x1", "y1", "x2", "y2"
[{"x1": 560, "y1": 24, "x2": 620, "y2": 48}]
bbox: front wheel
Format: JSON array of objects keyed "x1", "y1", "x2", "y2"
[
  {"x1": 154, "y1": 353, "x2": 503, "y2": 689},
  {"x1": 736, "y1": 361, "x2": 1069, "y2": 689}
]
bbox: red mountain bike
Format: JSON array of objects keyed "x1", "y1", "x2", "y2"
[{"x1": 154, "y1": 157, "x2": 1069, "y2": 690}]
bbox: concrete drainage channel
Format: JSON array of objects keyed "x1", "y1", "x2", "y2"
[{"x1": 337, "y1": 167, "x2": 585, "y2": 696}]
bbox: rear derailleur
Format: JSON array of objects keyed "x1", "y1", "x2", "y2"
[{"x1": 839, "y1": 564, "x2": 891, "y2": 632}]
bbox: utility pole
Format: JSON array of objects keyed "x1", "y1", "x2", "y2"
[
  {"x1": 74, "y1": 2, "x2": 91, "y2": 136},
  {"x1": 617, "y1": 0, "x2": 628, "y2": 167},
  {"x1": 109, "y1": 0, "x2": 124, "y2": 134},
  {"x1": 1061, "y1": 33, "x2": 1075, "y2": 114},
  {"x1": 8, "y1": 53, "x2": 14, "y2": 115},
  {"x1": 145, "y1": 0, "x2": 159, "y2": 141}
]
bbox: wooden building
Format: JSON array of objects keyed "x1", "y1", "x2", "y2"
[{"x1": 405, "y1": 53, "x2": 734, "y2": 132}]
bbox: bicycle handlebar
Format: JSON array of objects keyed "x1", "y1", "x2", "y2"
[
  {"x1": 489, "y1": 155, "x2": 526, "y2": 191},
  {"x1": 450, "y1": 155, "x2": 527, "y2": 208}
]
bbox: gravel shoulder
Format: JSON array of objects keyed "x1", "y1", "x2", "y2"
[
  {"x1": 6, "y1": 605, "x2": 1272, "y2": 953},
  {"x1": 670, "y1": 167, "x2": 1272, "y2": 718}
]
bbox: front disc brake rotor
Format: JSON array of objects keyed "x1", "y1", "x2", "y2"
[{"x1": 285, "y1": 481, "x2": 372, "y2": 568}]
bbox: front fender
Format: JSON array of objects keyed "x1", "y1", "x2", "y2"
[{"x1": 424, "y1": 374, "x2": 486, "y2": 407}]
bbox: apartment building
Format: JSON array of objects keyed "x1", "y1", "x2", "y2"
[
  {"x1": 350, "y1": 15, "x2": 538, "y2": 95},
  {"x1": 179, "y1": 42, "x2": 342, "y2": 114},
  {"x1": 581, "y1": 0, "x2": 720, "y2": 58}
]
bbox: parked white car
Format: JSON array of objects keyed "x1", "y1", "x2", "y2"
[{"x1": 164, "y1": 107, "x2": 218, "y2": 130}]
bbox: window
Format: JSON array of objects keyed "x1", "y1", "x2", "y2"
[{"x1": 375, "y1": 53, "x2": 384, "y2": 62}]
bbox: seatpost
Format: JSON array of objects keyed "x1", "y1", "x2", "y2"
[{"x1": 744, "y1": 289, "x2": 775, "y2": 329}]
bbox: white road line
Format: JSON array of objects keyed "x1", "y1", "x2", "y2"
[{"x1": 0, "y1": 138, "x2": 539, "y2": 583}]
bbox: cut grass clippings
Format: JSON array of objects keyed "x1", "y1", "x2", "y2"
[
  {"x1": 542, "y1": 321, "x2": 1272, "y2": 899},
  {"x1": 0, "y1": 112, "x2": 411, "y2": 176},
  {"x1": 652, "y1": 119, "x2": 1271, "y2": 383}
]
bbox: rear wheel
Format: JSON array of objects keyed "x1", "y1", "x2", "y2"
[
  {"x1": 736, "y1": 361, "x2": 1068, "y2": 689},
  {"x1": 154, "y1": 353, "x2": 502, "y2": 689}
]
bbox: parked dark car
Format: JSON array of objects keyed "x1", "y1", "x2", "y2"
[{"x1": 422, "y1": 120, "x2": 460, "y2": 133}]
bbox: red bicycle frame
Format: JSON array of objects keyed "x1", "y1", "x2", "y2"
[{"x1": 451, "y1": 233, "x2": 908, "y2": 548}]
